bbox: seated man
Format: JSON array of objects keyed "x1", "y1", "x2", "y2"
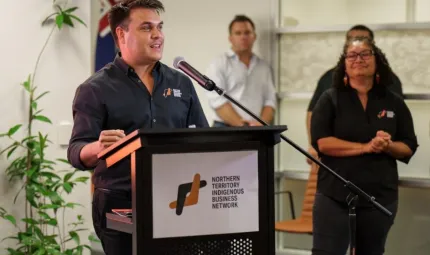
[{"x1": 206, "y1": 15, "x2": 277, "y2": 127}]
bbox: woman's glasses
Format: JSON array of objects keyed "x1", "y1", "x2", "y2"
[{"x1": 345, "y1": 50, "x2": 374, "y2": 61}]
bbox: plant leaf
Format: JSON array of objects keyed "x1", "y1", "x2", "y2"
[
  {"x1": 35, "y1": 91, "x2": 49, "y2": 101},
  {"x1": 46, "y1": 218, "x2": 58, "y2": 226},
  {"x1": 39, "y1": 204, "x2": 61, "y2": 210},
  {"x1": 13, "y1": 183, "x2": 26, "y2": 204},
  {"x1": 40, "y1": 172, "x2": 61, "y2": 180},
  {"x1": 21, "y1": 218, "x2": 39, "y2": 225},
  {"x1": 35, "y1": 248, "x2": 46, "y2": 255},
  {"x1": 0, "y1": 142, "x2": 19, "y2": 156},
  {"x1": 88, "y1": 234, "x2": 100, "y2": 243},
  {"x1": 48, "y1": 191, "x2": 63, "y2": 204},
  {"x1": 22, "y1": 75, "x2": 31, "y2": 92},
  {"x1": 56, "y1": 158, "x2": 70, "y2": 165},
  {"x1": 38, "y1": 211, "x2": 51, "y2": 219},
  {"x1": 8, "y1": 124, "x2": 22, "y2": 136},
  {"x1": 72, "y1": 176, "x2": 89, "y2": 183},
  {"x1": 1, "y1": 236, "x2": 19, "y2": 242},
  {"x1": 43, "y1": 159, "x2": 56, "y2": 165},
  {"x1": 4, "y1": 215, "x2": 17, "y2": 226},
  {"x1": 63, "y1": 182, "x2": 72, "y2": 193},
  {"x1": 62, "y1": 14, "x2": 74, "y2": 27},
  {"x1": 69, "y1": 14, "x2": 87, "y2": 27},
  {"x1": 65, "y1": 7, "x2": 78, "y2": 13},
  {"x1": 7, "y1": 248, "x2": 24, "y2": 255},
  {"x1": 64, "y1": 172, "x2": 75, "y2": 182},
  {"x1": 69, "y1": 231, "x2": 80, "y2": 245},
  {"x1": 31, "y1": 101, "x2": 38, "y2": 110},
  {"x1": 55, "y1": 13, "x2": 64, "y2": 29},
  {"x1": 41, "y1": 13, "x2": 57, "y2": 26},
  {"x1": 7, "y1": 145, "x2": 19, "y2": 159},
  {"x1": 26, "y1": 191, "x2": 39, "y2": 208},
  {"x1": 33, "y1": 115, "x2": 52, "y2": 124},
  {"x1": 65, "y1": 202, "x2": 82, "y2": 208}
]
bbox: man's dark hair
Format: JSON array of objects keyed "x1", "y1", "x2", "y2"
[
  {"x1": 333, "y1": 36, "x2": 393, "y2": 96},
  {"x1": 108, "y1": 0, "x2": 165, "y2": 46},
  {"x1": 347, "y1": 24, "x2": 375, "y2": 41},
  {"x1": 228, "y1": 15, "x2": 255, "y2": 34}
]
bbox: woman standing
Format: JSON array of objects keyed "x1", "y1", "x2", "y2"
[{"x1": 310, "y1": 36, "x2": 418, "y2": 255}]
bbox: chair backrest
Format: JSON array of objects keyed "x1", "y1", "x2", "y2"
[{"x1": 299, "y1": 163, "x2": 318, "y2": 221}]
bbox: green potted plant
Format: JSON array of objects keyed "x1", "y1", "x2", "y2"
[{"x1": 0, "y1": 2, "x2": 97, "y2": 254}]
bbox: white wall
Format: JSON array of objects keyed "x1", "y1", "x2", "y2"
[
  {"x1": 415, "y1": 0, "x2": 430, "y2": 22},
  {"x1": 281, "y1": 0, "x2": 430, "y2": 26},
  {"x1": 281, "y1": 0, "x2": 349, "y2": 26},
  {"x1": 0, "y1": 0, "x2": 92, "y2": 252}
]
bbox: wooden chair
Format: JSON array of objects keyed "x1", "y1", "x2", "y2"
[{"x1": 275, "y1": 163, "x2": 318, "y2": 234}]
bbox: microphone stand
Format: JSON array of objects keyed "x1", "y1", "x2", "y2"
[{"x1": 207, "y1": 81, "x2": 392, "y2": 255}]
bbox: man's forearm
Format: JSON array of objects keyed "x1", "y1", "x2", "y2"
[
  {"x1": 215, "y1": 103, "x2": 245, "y2": 126},
  {"x1": 79, "y1": 141, "x2": 104, "y2": 169},
  {"x1": 260, "y1": 106, "x2": 274, "y2": 123}
]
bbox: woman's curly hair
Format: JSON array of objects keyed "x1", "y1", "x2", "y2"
[{"x1": 332, "y1": 36, "x2": 394, "y2": 95}]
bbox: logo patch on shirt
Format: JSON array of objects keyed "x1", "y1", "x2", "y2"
[
  {"x1": 387, "y1": 111, "x2": 395, "y2": 118},
  {"x1": 377, "y1": 110, "x2": 395, "y2": 119},
  {"x1": 173, "y1": 89, "x2": 182, "y2": 98},
  {"x1": 163, "y1": 88, "x2": 172, "y2": 98},
  {"x1": 377, "y1": 110, "x2": 386, "y2": 118}
]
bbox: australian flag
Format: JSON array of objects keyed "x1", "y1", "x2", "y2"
[{"x1": 95, "y1": 0, "x2": 121, "y2": 72}]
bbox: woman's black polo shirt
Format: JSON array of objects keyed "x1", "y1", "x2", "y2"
[{"x1": 311, "y1": 86, "x2": 418, "y2": 206}]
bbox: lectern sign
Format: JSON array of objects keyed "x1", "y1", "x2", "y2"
[{"x1": 152, "y1": 150, "x2": 259, "y2": 239}]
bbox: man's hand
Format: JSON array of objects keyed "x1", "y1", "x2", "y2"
[
  {"x1": 98, "y1": 129, "x2": 126, "y2": 148},
  {"x1": 247, "y1": 120, "x2": 263, "y2": 126},
  {"x1": 307, "y1": 146, "x2": 318, "y2": 165}
]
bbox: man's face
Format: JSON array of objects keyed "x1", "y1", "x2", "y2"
[
  {"x1": 346, "y1": 30, "x2": 371, "y2": 42},
  {"x1": 229, "y1": 21, "x2": 256, "y2": 53},
  {"x1": 117, "y1": 8, "x2": 164, "y2": 65}
]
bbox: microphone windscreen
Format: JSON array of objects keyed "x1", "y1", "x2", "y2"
[{"x1": 173, "y1": 56, "x2": 185, "y2": 69}]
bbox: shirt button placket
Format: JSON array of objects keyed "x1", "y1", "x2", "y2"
[{"x1": 150, "y1": 96, "x2": 156, "y2": 127}]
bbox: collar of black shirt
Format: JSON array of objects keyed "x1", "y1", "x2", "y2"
[
  {"x1": 345, "y1": 83, "x2": 387, "y2": 99},
  {"x1": 113, "y1": 52, "x2": 162, "y2": 77}
]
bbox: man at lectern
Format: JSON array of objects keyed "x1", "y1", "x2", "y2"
[{"x1": 67, "y1": 0, "x2": 208, "y2": 254}]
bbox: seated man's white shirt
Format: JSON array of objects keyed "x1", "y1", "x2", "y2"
[{"x1": 205, "y1": 50, "x2": 277, "y2": 123}]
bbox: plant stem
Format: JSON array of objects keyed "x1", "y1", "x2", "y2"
[
  {"x1": 62, "y1": 205, "x2": 66, "y2": 251},
  {"x1": 30, "y1": 25, "x2": 56, "y2": 91},
  {"x1": 55, "y1": 210, "x2": 64, "y2": 251},
  {"x1": 24, "y1": 11, "x2": 58, "y2": 253}
]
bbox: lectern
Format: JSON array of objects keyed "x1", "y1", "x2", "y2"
[{"x1": 97, "y1": 126, "x2": 286, "y2": 255}]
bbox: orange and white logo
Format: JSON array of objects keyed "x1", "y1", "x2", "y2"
[
  {"x1": 163, "y1": 88, "x2": 172, "y2": 98},
  {"x1": 377, "y1": 110, "x2": 386, "y2": 119},
  {"x1": 378, "y1": 110, "x2": 395, "y2": 119},
  {"x1": 169, "y1": 174, "x2": 207, "y2": 216}
]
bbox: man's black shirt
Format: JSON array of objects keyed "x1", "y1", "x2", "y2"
[
  {"x1": 307, "y1": 67, "x2": 404, "y2": 111},
  {"x1": 68, "y1": 56, "x2": 209, "y2": 191},
  {"x1": 311, "y1": 86, "x2": 418, "y2": 206}
]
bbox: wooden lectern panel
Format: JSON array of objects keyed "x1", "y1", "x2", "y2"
[{"x1": 97, "y1": 130, "x2": 142, "y2": 167}]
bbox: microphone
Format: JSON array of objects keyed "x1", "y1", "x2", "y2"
[{"x1": 173, "y1": 57, "x2": 216, "y2": 91}]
